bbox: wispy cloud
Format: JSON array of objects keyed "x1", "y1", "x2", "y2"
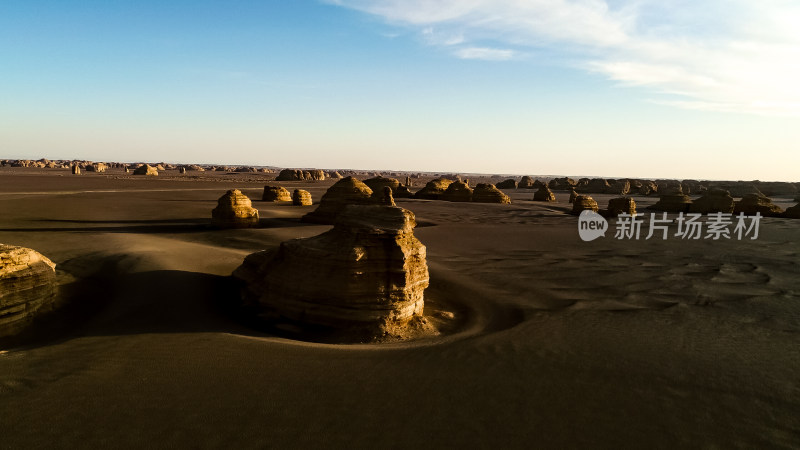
[
  {"x1": 325, "y1": 0, "x2": 800, "y2": 116},
  {"x1": 455, "y1": 47, "x2": 515, "y2": 61}
]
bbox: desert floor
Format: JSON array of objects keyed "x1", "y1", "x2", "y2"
[{"x1": 1, "y1": 168, "x2": 799, "y2": 448}]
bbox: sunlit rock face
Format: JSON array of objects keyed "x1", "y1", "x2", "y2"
[
  {"x1": 301, "y1": 176, "x2": 373, "y2": 224},
  {"x1": 211, "y1": 189, "x2": 259, "y2": 228},
  {"x1": 232, "y1": 205, "x2": 429, "y2": 336},
  {"x1": 571, "y1": 195, "x2": 599, "y2": 215},
  {"x1": 442, "y1": 180, "x2": 473, "y2": 202},
  {"x1": 0, "y1": 245, "x2": 57, "y2": 337},
  {"x1": 414, "y1": 178, "x2": 453, "y2": 200},
  {"x1": 292, "y1": 189, "x2": 313, "y2": 206},
  {"x1": 261, "y1": 185, "x2": 292, "y2": 202},
  {"x1": 472, "y1": 183, "x2": 510, "y2": 204},
  {"x1": 133, "y1": 164, "x2": 158, "y2": 176}
]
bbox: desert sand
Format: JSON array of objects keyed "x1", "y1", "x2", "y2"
[{"x1": 1, "y1": 166, "x2": 799, "y2": 448}]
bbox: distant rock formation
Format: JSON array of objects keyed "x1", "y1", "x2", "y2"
[
  {"x1": 495, "y1": 179, "x2": 517, "y2": 189},
  {"x1": 518, "y1": 176, "x2": 536, "y2": 189},
  {"x1": 414, "y1": 178, "x2": 453, "y2": 200},
  {"x1": 606, "y1": 197, "x2": 636, "y2": 217},
  {"x1": 0, "y1": 244, "x2": 57, "y2": 337},
  {"x1": 607, "y1": 179, "x2": 631, "y2": 195},
  {"x1": 548, "y1": 177, "x2": 576, "y2": 190},
  {"x1": 232, "y1": 204, "x2": 429, "y2": 339},
  {"x1": 576, "y1": 178, "x2": 611, "y2": 194},
  {"x1": 211, "y1": 190, "x2": 259, "y2": 228},
  {"x1": 784, "y1": 204, "x2": 800, "y2": 219},
  {"x1": 276, "y1": 169, "x2": 325, "y2": 181},
  {"x1": 571, "y1": 195, "x2": 599, "y2": 214},
  {"x1": 302, "y1": 176, "x2": 374, "y2": 224},
  {"x1": 364, "y1": 176, "x2": 401, "y2": 201},
  {"x1": 262, "y1": 185, "x2": 292, "y2": 202},
  {"x1": 472, "y1": 183, "x2": 511, "y2": 204},
  {"x1": 133, "y1": 164, "x2": 159, "y2": 176},
  {"x1": 178, "y1": 167, "x2": 186, "y2": 174},
  {"x1": 71, "y1": 165, "x2": 80, "y2": 175},
  {"x1": 533, "y1": 185, "x2": 556, "y2": 202},
  {"x1": 754, "y1": 181, "x2": 797, "y2": 197},
  {"x1": 568, "y1": 188, "x2": 578, "y2": 203},
  {"x1": 733, "y1": 194, "x2": 784, "y2": 217},
  {"x1": 85, "y1": 163, "x2": 107, "y2": 173},
  {"x1": 650, "y1": 185, "x2": 692, "y2": 213},
  {"x1": 328, "y1": 171, "x2": 343, "y2": 179},
  {"x1": 707, "y1": 182, "x2": 763, "y2": 198},
  {"x1": 635, "y1": 180, "x2": 658, "y2": 195},
  {"x1": 689, "y1": 188, "x2": 735, "y2": 214},
  {"x1": 292, "y1": 189, "x2": 313, "y2": 206},
  {"x1": 442, "y1": 180, "x2": 473, "y2": 202}
]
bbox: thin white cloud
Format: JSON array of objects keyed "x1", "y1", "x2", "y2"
[
  {"x1": 455, "y1": 47, "x2": 515, "y2": 61},
  {"x1": 326, "y1": 0, "x2": 800, "y2": 116}
]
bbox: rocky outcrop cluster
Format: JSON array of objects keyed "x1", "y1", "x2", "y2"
[
  {"x1": 232, "y1": 204, "x2": 429, "y2": 338},
  {"x1": 211, "y1": 190, "x2": 260, "y2": 228},
  {"x1": 472, "y1": 183, "x2": 511, "y2": 204},
  {"x1": 292, "y1": 189, "x2": 313, "y2": 206},
  {"x1": 606, "y1": 197, "x2": 636, "y2": 217},
  {"x1": 533, "y1": 185, "x2": 556, "y2": 202},
  {"x1": 262, "y1": 185, "x2": 292, "y2": 202},
  {"x1": 571, "y1": 195, "x2": 599, "y2": 215},
  {"x1": 442, "y1": 180, "x2": 473, "y2": 202},
  {"x1": 548, "y1": 177, "x2": 576, "y2": 190},
  {"x1": 734, "y1": 194, "x2": 784, "y2": 217},
  {"x1": 302, "y1": 177, "x2": 374, "y2": 224},
  {"x1": 1, "y1": 245, "x2": 57, "y2": 337},
  {"x1": 276, "y1": 169, "x2": 325, "y2": 181},
  {"x1": 133, "y1": 164, "x2": 159, "y2": 176},
  {"x1": 689, "y1": 188, "x2": 735, "y2": 214},
  {"x1": 414, "y1": 178, "x2": 453, "y2": 200}
]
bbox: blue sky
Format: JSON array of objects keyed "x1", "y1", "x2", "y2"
[{"x1": 1, "y1": 0, "x2": 798, "y2": 180}]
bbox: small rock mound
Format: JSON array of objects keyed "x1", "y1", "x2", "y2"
[
  {"x1": 262, "y1": 185, "x2": 292, "y2": 202},
  {"x1": 571, "y1": 195, "x2": 599, "y2": 215},
  {"x1": 733, "y1": 194, "x2": 784, "y2": 217},
  {"x1": 302, "y1": 176, "x2": 374, "y2": 224},
  {"x1": 442, "y1": 180, "x2": 473, "y2": 202},
  {"x1": 133, "y1": 164, "x2": 159, "y2": 176},
  {"x1": 606, "y1": 197, "x2": 636, "y2": 217},
  {"x1": 518, "y1": 176, "x2": 536, "y2": 189},
  {"x1": 533, "y1": 185, "x2": 556, "y2": 202},
  {"x1": 414, "y1": 178, "x2": 453, "y2": 200},
  {"x1": 689, "y1": 188, "x2": 735, "y2": 214},
  {"x1": 292, "y1": 189, "x2": 313, "y2": 206},
  {"x1": 1, "y1": 244, "x2": 58, "y2": 337},
  {"x1": 472, "y1": 183, "x2": 511, "y2": 204},
  {"x1": 212, "y1": 190, "x2": 259, "y2": 228},
  {"x1": 651, "y1": 185, "x2": 692, "y2": 213},
  {"x1": 232, "y1": 204, "x2": 429, "y2": 340},
  {"x1": 495, "y1": 179, "x2": 517, "y2": 189},
  {"x1": 71, "y1": 165, "x2": 81, "y2": 175}
]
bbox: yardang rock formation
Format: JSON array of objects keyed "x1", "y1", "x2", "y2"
[
  {"x1": 211, "y1": 190, "x2": 259, "y2": 228},
  {"x1": 1, "y1": 245, "x2": 57, "y2": 337}
]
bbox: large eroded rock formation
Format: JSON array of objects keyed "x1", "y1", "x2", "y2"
[
  {"x1": 0, "y1": 245, "x2": 57, "y2": 337},
  {"x1": 211, "y1": 190, "x2": 260, "y2": 228},
  {"x1": 232, "y1": 205, "x2": 429, "y2": 337}
]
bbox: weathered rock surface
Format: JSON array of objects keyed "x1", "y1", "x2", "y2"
[
  {"x1": 211, "y1": 190, "x2": 259, "y2": 228},
  {"x1": 495, "y1": 179, "x2": 517, "y2": 189},
  {"x1": 276, "y1": 169, "x2": 324, "y2": 181},
  {"x1": 606, "y1": 197, "x2": 636, "y2": 217},
  {"x1": 533, "y1": 185, "x2": 556, "y2": 202},
  {"x1": 518, "y1": 176, "x2": 536, "y2": 189},
  {"x1": 442, "y1": 180, "x2": 473, "y2": 202},
  {"x1": 576, "y1": 178, "x2": 611, "y2": 194},
  {"x1": 133, "y1": 164, "x2": 159, "y2": 176},
  {"x1": 262, "y1": 185, "x2": 292, "y2": 202},
  {"x1": 548, "y1": 177, "x2": 576, "y2": 190},
  {"x1": 0, "y1": 245, "x2": 57, "y2": 337},
  {"x1": 292, "y1": 189, "x2": 312, "y2": 206},
  {"x1": 689, "y1": 188, "x2": 735, "y2": 214},
  {"x1": 571, "y1": 195, "x2": 599, "y2": 214},
  {"x1": 472, "y1": 183, "x2": 511, "y2": 204},
  {"x1": 364, "y1": 176, "x2": 402, "y2": 201},
  {"x1": 71, "y1": 165, "x2": 80, "y2": 175},
  {"x1": 607, "y1": 179, "x2": 631, "y2": 195},
  {"x1": 232, "y1": 205, "x2": 429, "y2": 338},
  {"x1": 734, "y1": 194, "x2": 784, "y2": 217},
  {"x1": 568, "y1": 188, "x2": 578, "y2": 203},
  {"x1": 302, "y1": 177, "x2": 374, "y2": 224},
  {"x1": 414, "y1": 178, "x2": 453, "y2": 200}
]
